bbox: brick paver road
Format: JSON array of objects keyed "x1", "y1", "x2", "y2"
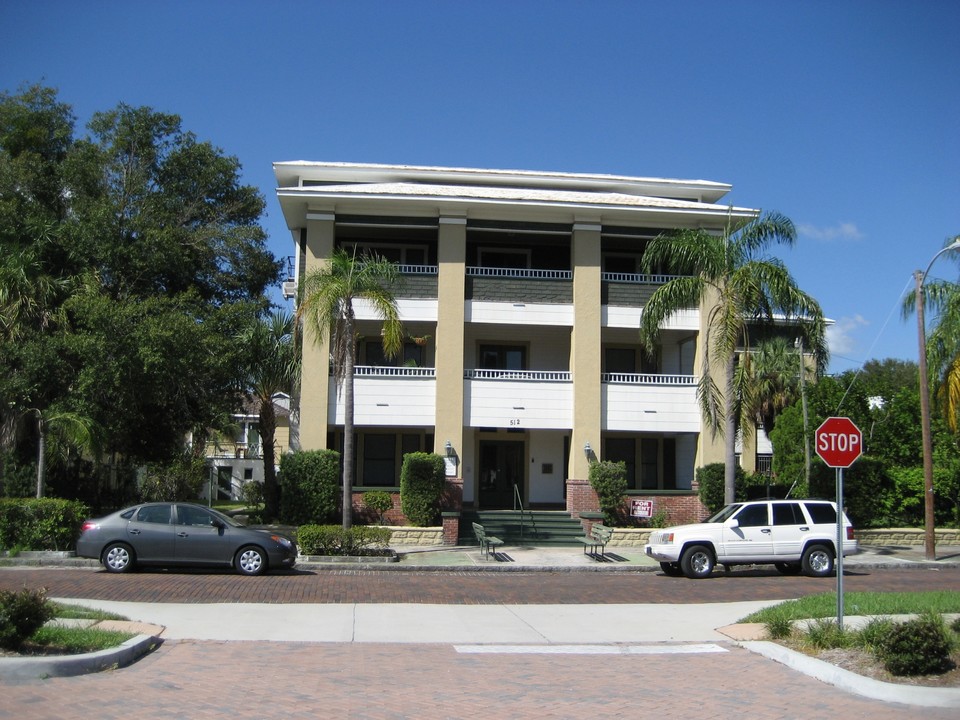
[
  {"x1": 0, "y1": 564, "x2": 956, "y2": 604},
  {"x1": 2, "y1": 565, "x2": 957, "y2": 719},
  {"x1": 3, "y1": 639, "x2": 957, "y2": 719}
]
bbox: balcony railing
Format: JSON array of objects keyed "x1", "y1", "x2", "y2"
[
  {"x1": 353, "y1": 365, "x2": 436, "y2": 377},
  {"x1": 465, "y1": 369, "x2": 570, "y2": 381},
  {"x1": 602, "y1": 373, "x2": 697, "y2": 385}
]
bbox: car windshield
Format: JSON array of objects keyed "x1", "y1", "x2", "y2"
[{"x1": 706, "y1": 504, "x2": 742, "y2": 523}]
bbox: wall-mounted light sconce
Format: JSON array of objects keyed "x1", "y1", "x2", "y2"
[
  {"x1": 583, "y1": 441, "x2": 592, "y2": 459},
  {"x1": 445, "y1": 440, "x2": 454, "y2": 457}
]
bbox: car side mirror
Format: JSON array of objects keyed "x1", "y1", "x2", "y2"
[
  {"x1": 212, "y1": 518, "x2": 226, "y2": 529},
  {"x1": 723, "y1": 518, "x2": 739, "y2": 529}
]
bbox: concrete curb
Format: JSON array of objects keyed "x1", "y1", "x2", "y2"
[
  {"x1": 741, "y1": 640, "x2": 960, "y2": 709},
  {"x1": 0, "y1": 630, "x2": 163, "y2": 681}
]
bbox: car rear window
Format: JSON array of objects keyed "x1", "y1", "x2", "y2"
[
  {"x1": 803, "y1": 502, "x2": 837, "y2": 525},
  {"x1": 772, "y1": 503, "x2": 805, "y2": 525}
]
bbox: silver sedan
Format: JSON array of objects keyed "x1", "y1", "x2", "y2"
[{"x1": 75, "y1": 502, "x2": 297, "y2": 575}]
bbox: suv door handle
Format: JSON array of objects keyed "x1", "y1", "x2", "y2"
[
  {"x1": 799, "y1": 526, "x2": 810, "y2": 531},
  {"x1": 761, "y1": 528, "x2": 771, "y2": 533}
]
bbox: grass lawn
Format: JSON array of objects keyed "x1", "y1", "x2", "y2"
[
  {"x1": 741, "y1": 590, "x2": 960, "y2": 623},
  {"x1": 12, "y1": 602, "x2": 135, "y2": 656}
]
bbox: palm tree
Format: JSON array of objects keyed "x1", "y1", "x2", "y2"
[
  {"x1": 242, "y1": 311, "x2": 300, "y2": 520},
  {"x1": 921, "y1": 236, "x2": 960, "y2": 434},
  {"x1": 639, "y1": 212, "x2": 827, "y2": 505},
  {"x1": 296, "y1": 249, "x2": 403, "y2": 529},
  {"x1": 28, "y1": 407, "x2": 97, "y2": 498}
]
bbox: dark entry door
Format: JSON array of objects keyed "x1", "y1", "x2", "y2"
[{"x1": 478, "y1": 440, "x2": 524, "y2": 509}]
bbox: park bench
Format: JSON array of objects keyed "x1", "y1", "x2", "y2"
[
  {"x1": 472, "y1": 522, "x2": 505, "y2": 560},
  {"x1": 577, "y1": 523, "x2": 613, "y2": 559}
]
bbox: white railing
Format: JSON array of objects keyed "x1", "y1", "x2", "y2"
[
  {"x1": 465, "y1": 369, "x2": 571, "y2": 382},
  {"x1": 467, "y1": 267, "x2": 572, "y2": 280},
  {"x1": 601, "y1": 272, "x2": 681, "y2": 284},
  {"x1": 353, "y1": 365, "x2": 436, "y2": 377},
  {"x1": 397, "y1": 265, "x2": 438, "y2": 275},
  {"x1": 601, "y1": 373, "x2": 697, "y2": 385}
]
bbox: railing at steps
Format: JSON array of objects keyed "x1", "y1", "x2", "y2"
[{"x1": 512, "y1": 484, "x2": 539, "y2": 543}]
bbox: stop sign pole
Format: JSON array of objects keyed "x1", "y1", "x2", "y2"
[{"x1": 815, "y1": 417, "x2": 863, "y2": 630}]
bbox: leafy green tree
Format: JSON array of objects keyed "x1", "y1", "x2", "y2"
[
  {"x1": 296, "y1": 249, "x2": 404, "y2": 529},
  {"x1": 640, "y1": 213, "x2": 827, "y2": 504},
  {"x1": 241, "y1": 311, "x2": 299, "y2": 520},
  {"x1": 0, "y1": 85, "x2": 282, "y2": 500}
]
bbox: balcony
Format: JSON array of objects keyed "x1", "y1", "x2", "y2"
[
  {"x1": 328, "y1": 366, "x2": 437, "y2": 427},
  {"x1": 464, "y1": 369, "x2": 572, "y2": 430},
  {"x1": 602, "y1": 373, "x2": 700, "y2": 432}
]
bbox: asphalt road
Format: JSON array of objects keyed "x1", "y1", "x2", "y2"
[{"x1": 1, "y1": 564, "x2": 957, "y2": 604}]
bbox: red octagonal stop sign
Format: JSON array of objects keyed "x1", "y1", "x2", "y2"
[{"x1": 815, "y1": 416, "x2": 863, "y2": 468}]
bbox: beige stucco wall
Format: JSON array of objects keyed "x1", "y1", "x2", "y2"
[
  {"x1": 569, "y1": 223, "x2": 602, "y2": 478},
  {"x1": 434, "y1": 217, "x2": 467, "y2": 461}
]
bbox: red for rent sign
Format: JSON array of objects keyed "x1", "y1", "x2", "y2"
[{"x1": 815, "y1": 417, "x2": 863, "y2": 468}]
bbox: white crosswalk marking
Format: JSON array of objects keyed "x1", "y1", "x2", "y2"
[{"x1": 454, "y1": 643, "x2": 728, "y2": 655}]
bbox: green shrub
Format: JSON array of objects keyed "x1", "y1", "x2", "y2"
[
  {"x1": 400, "y1": 453, "x2": 444, "y2": 527},
  {"x1": 296, "y1": 524, "x2": 393, "y2": 555},
  {"x1": 877, "y1": 612, "x2": 954, "y2": 676},
  {"x1": 139, "y1": 452, "x2": 206, "y2": 502},
  {"x1": 855, "y1": 617, "x2": 895, "y2": 653},
  {"x1": 0, "y1": 587, "x2": 55, "y2": 650},
  {"x1": 589, "y1": 460, "x2": 627, "y2": 526},
  {"x1": 241, "y1": 481, "x2": 264, "y2": 509},
  {"x1": 803, "y1": 618, "x2": 852, "y2": 650},
  {"x1": 0, "y1": 457, "x2": 36, "y2": 498},
  {"x1": 0, "y1": 498, "x2": 90, "y2": 551},
  {"x1": 695, "y1": 463, "x2": 747, "y2": 514},
  {"x1": 764, "y1": 612, "x2": 794, "y2": 640},
  {"x1": 279, "y1": 450, "x2": 340, "y2": 525},
  {"x1": 363, "y1": 491, "x2": 394, "y2": 524}
]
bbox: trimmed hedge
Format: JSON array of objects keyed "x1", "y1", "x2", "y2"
[
  {"x1": 588, "y1": 460, "x2": 627, "y2": 525},
  {"x1": 0, "y1": 588, "x2": 54, "y2": 650},
  {"x1": 296, "y1": 524, "x2": 393, "y2": 556},
  {"x1": 0, "y1": 498, "x2": 90, "y2": 551},
  {"x1": 400, "y1": 453, "x2": 445, "y2": 527},
  {"x1": 279, "y1": 450, "x2": 340, "y2": 525}
]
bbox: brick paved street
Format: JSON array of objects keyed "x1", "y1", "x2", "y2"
[
  {"x1": 1, "y1": 565, "x2": 958, "y2": 718},
  {"x1": 2, "y1": 639, "x2": 955, "y2": 720},
  {"x1": 0, "y1": 565, "x2": 956, "y2": 604}
]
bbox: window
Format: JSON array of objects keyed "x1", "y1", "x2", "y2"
[
  {"x1": 735, "y1": 503, "x2": 769, "y2": 527},
  {"x1": 341, "y1": 242, "x2": 428, "y2": 266},
  {"x1": 804, "y1": 502, "x2": 837, "y2": 525},
  {"x1": 640, "y1": 438, "x2": 659, "y2": 489},
  {"x1": 479, "y1": 344, "x2": 526, "y2": 371},
  {"x1": 178, "y1": 505, "x2": 216, "y2": 527},
  {"x1": 772, "y1": 503, "x2": 805, "y2": 526},
  {"x1": 605, "y1": 348, "x2": 636, "y2": 374},
  {"x1": 605, "y1": 438, "x2": 636, "y2": 489},
  {"x1": 365, "y1": 340, "x2": 424, "y2": 367},
  {"x1": 136, "y1": 505, "x2": 171, "y2": 524},
  {"x1": 363, "y1": 434, "x2": 397, "y2": 486},
  {"x1": 479, "y1": 248, "x2": 529, "y2": 269}
]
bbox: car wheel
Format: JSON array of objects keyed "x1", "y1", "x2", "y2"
[
  {"x1": 660, "y1": 562, "x2": 683, "y2": 577},
  {"x1": 102, "y1": 542, "x2": 135, "y2": 573},
  {"x1": 801, "y1": 544, "x2": 834, "y2": 577},
  {"x1": 680, "y1": 545, "x2": 714, "y2": 579},
  {"x1": 235, "y1": 545, "x2": 267, "y2": 576},
  {"x1": 775, "y1": 562, "x2": 802, "y2": 575}
]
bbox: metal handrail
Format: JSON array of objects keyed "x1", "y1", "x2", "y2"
[{"x1": 513, "y1": 483, "x2": 525, "y2": 542}]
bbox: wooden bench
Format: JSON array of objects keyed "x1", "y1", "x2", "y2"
[
  {"x1": 472, "y1": 522, "x2": 505, "y2": 560},
  {"x1": 577, "y1": 523, "x2": 614, "y2": 559}
]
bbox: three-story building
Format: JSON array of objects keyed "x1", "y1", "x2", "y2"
[{"x1": 274, "y1": 162, "x2": 759, "y2": 523}]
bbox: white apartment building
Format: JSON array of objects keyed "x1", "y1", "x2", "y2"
[{"x1": 274, "y1": 162, "x2": 759, "y2": 517}]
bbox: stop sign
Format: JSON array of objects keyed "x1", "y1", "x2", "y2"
[{"x1": 815, "y1": 417, "x2": 863, "y2": 468}]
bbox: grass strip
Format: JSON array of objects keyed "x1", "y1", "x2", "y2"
[
  {"x1": 741, "y1": 591, "x2": 960, "y2": 624},
  {"x1": 23, "y1": 626, "x2": 136, "y2": 655}
]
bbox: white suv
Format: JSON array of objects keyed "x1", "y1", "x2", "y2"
[{"x1": 644, "y1": 499, "x2": 857, "y2": 579}]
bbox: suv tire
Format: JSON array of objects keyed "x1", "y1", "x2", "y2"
[
  {"x1": 801, "y1": 543, "x2": 834, "y2": 577},
  {"x1": 680, "y1": 544, "x2": 714, "y2": 579}
]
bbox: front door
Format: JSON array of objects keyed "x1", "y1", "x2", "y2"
[{"x1": 478, "y1": 440, "x2": 524, "y2": 509}]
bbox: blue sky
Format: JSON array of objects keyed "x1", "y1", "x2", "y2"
[{"x1": 2, "y1": 1, "x2": 957, "y2": 374}]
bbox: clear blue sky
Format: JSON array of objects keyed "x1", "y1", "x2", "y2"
[{"x1": 2, "y1": 1, "x2": 957, "y2": 374}]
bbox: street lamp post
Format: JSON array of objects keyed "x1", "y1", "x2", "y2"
[{"x1": 915, "y1": 238, "x2": 960, "y2": 561}]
